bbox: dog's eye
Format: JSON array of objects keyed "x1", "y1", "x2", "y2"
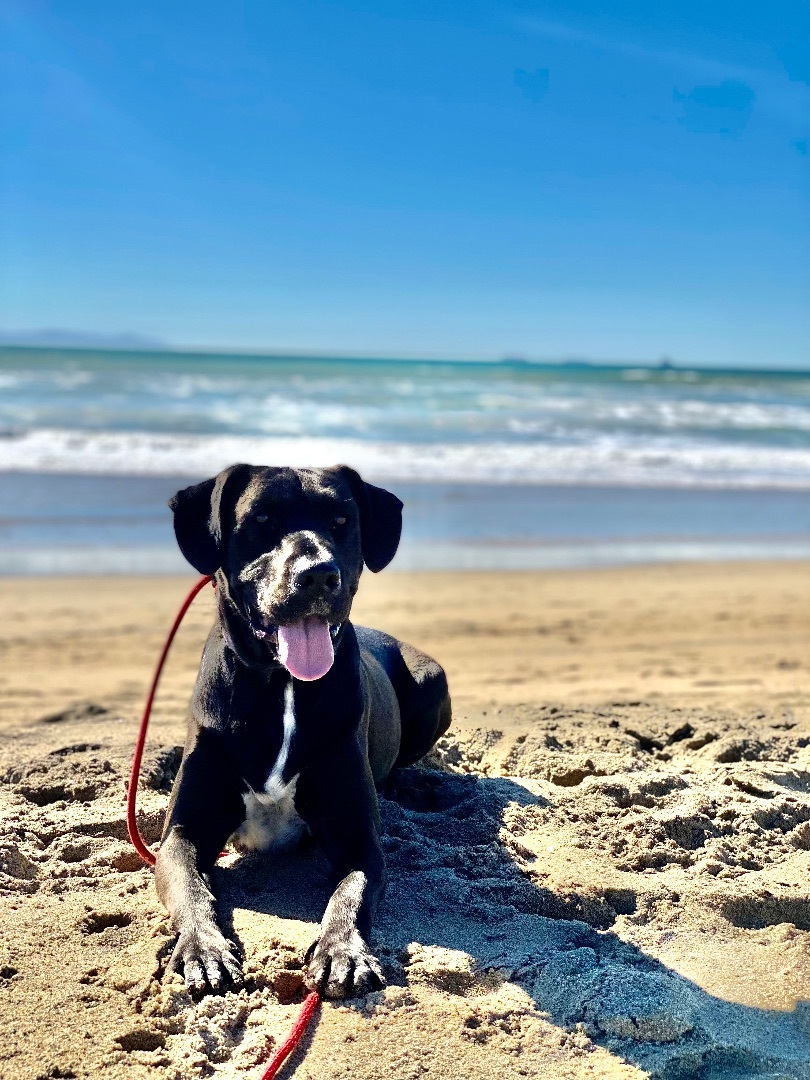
[
  {"x1": 334, "y1": 516, "x2": 347, "y2": 527},
  {"x1": 255, "y1": 513, "x2": 269, "y2": 524}
]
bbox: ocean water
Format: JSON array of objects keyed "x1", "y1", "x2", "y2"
[{"x1": 1, "y1": 346, "x2": 809, "y2": 573}]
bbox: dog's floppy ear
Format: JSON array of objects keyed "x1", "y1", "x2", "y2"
[
  {"x1": 336, "y1": 466, "x2": 403, "y2": 572},
  {"x1": 169, "y1": 464, "x2": 251, "y2": 575}
]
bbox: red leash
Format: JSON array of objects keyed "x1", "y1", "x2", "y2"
[
  {"x1": 258, "y1": 991, "x2": 321, "y2": 1079},
  {"x1": 127, "y1": 573, "x2": 212, "y2": 867},
  {"x1": 126, "y1": 574, "x2": 321, "y2": 1079}
]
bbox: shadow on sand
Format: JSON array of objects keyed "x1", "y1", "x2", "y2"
[{"x1": 215, "y1": 767, "x2": 810, "y2": 1079}]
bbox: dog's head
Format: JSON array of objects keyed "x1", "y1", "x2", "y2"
[{"x1": 169, "y1": 464, "x2": 402, "y2": 680}]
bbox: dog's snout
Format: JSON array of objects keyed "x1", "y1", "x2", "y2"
[{"x1": 294, "y1": 562, "x2": 341, "y2": 595}]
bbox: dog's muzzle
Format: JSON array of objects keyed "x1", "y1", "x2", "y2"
[
  {"x1": 252, "y1": 618, "x2": 343, "y2": 681},
  {"x1": 240, "y1": 551, "x2": 347, "y2": 681}
]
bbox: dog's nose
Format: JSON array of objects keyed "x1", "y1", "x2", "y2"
[{"x1": 293, "y1": 562, "x2": 341, "y2": 594}]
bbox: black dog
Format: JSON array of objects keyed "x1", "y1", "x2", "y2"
[{"x1": 156, "y1": 464, "x2": 452, "y2": 998}]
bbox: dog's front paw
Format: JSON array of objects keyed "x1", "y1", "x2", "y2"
[
  {"x1": 166, "y1": 924, "x2": 243, "y2": 993},
  {"x1": 304, "y1": 929, "x2": 385, "y2": 999}
]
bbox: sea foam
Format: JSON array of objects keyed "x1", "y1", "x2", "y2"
[{"x1": 1, "y1": 426, "x2": 810, "y2": 488}]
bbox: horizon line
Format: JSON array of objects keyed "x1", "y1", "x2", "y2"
[{"x1": 1, "y1": 337, "x2": 808, "y2": 376}]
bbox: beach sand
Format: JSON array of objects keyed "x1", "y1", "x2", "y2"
[{"x1": 0, "y1": 562, "x2": 808, "y2": 1078}]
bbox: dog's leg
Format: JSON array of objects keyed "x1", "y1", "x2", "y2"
[
  {"x1": 297, "y1": 752, "x2": 387, "y2": 999},
  {"x1": 156, "y1": 827, "x2": 243, "y2": 991},
  {"x1": 305, "y1": 866, "x2": 385, "y2": 999},
  {"x1": 156, "y1": 732, "x2": 246, "y2": 992}
]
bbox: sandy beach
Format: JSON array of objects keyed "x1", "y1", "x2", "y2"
[{"x1": 1, "y1": 561, "x2": 809, "y2": 1078}]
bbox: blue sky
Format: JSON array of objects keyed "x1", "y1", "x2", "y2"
[{"x1": 1, "y1": 1, "x2": 808, "y2": 366}]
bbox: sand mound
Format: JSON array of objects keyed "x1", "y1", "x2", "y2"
[{"x1": 1, "y1": 702, "x2": 809, "y2": 1078}]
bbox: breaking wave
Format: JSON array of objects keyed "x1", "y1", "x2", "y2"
[{"x1": 2, "y1": 426, "x2": 809, "y2": 488}]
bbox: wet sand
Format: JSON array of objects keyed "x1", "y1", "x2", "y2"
[{"x1": 0, "y1": 562, "x2": 809, "y2": 1078}]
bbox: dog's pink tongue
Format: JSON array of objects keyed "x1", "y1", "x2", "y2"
[{"x1": 277, "y1": 617, "x2": 334, "y2": 681}]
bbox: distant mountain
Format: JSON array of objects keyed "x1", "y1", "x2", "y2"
[{"x1": 0, "y1": 328, "x2": 167, "y2": 350}]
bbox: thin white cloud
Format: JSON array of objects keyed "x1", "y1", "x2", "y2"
[{"x1": 516, "y1": 14, "x2": 808, "y2": 126}]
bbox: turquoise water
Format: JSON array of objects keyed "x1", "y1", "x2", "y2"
[
  {"x1": 1, "y1": 347, "x2": 809, "y2": 572},
  {"x1": 2, "y1": 347, "x2": 809, "y2": 488}
]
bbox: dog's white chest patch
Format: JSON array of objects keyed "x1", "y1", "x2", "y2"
[
  {"x1": 234, "y1": 775, "x2": 304, "y2": 852},
  {"x1": 230, "y1": 681, "x2": 307, "y2": 853}
]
